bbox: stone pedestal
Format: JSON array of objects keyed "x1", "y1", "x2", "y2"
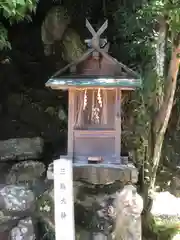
[
  {"x1": 74, "y1": 182, "x2": 143, "y2": 240},
  {"x1": 46, "y1": 162, "x2": 143, "y2": 240},
  {"x1": 47, "y1": 162, "x2": 138, "y2": 185}
]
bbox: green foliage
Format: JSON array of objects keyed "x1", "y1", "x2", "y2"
[
  {"x1": 0, "y1": 0, "x2": 38, "y2": 49},
  {"x1": 0, "y1": 23, "x2": 10, "y2": 49},
  {"x1": 0, "y1": 0, "x2": 37, "y2": 21},
  {"x1": 144, "y1": 0, "x2": 180, "y2": 34},
  {"x1": 152, "y1": 216, "x2": 180, "y2": 240},
  {"x1": 113, "y1": 1, "x2": 155, "y2": 67},
  {"x1": 142, "y1": 213, "x2": 180, "y2": 239},
  {"x1": 113, "y1": 0, "x2": 180, "y2": 68},
  {"x1": 123, "y1": 66, "x2": 157, "y2": 168},
  {"x1": 112, "y1": 2, "x2": 158, "y2": 176},
  {"x1": 114, "y1": 0, "x2": 180, "y2": 187}
]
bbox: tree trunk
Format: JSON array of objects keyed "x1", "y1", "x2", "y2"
[
  {"x1": 155, "y1": 16, "x2": 167, "y2": 109},
  {"x1": 150, "y1": 41, "x2": 180, "y2": 190}
]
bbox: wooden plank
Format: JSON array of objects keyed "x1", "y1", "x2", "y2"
[
  {"x1": 115, "y1": 88, "x2": 121, "y2": 163},
  {"x1": 54, "y1": 156, "x2": 75, "y2": 240},
  {"x1": 51, "y1": 49, "x2": 94, "y2": 78},
  {"x1": 48, "y1": 85, "x2": 136, "y2": 91},
  {"x1": 74, "y1": 129, "x2": 115, "y2": 138},
  {"x1": 74, "y1": 136, "x2": 115, "y2": 157},
  {"x1": 96, "y1": 20, "x2": 108, "y2": 37},
  {"x1": 86, "y1": 19, "x2": 96, "y2": 36},
  {"x1": 85, "y1": 19, "x2": 108, "y2": 37},
  {"x1": 92, "y1": 45, "x2": 139, "y2": 77},
  {"x1": 67, "y1": 89, "x2": 74, "y2": 157}
]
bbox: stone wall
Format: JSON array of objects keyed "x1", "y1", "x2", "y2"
[
  {"x1": 0, "y1": 137, "x2": 143, "y2": 239},
  {"x1": 0, "y1": 137, "x2": 46, "y2": 239}
]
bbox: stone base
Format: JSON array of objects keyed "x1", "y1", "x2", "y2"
[
  {"x1": 45, "y1": 157, "x2": 141, "y2": 239},
  {"x1": 73, "y1": 163, "x2": 138, "y2": 185},
  {"x1": 38, "y1": 179, "x2": 142, "y2": 240},
  {"x1": 47, "y1": 159, "x2": 138, "y2": 185},
  {"x1": 74, "y1": 182, "x2": 143, "y2": 239}
]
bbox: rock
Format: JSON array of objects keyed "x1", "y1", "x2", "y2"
[
  {"x1": 18, "y1": 96, "x2": 65, "y2": 142},
  {"x1": 47, "y1": 162, "x2": 54, "y2": 180},
  {"x1": 6, "y1": 92, "x2": 67, "y2": 145},
  {"x1": 0, "y1": 185, "x2": 35, "y2": 212},
  {"x1": 0, "y1": 162, "x2": 12, "y2": 184},
  {"x1": 37, "y1": 181, "x2": 143, "y2": 239},
  {"x1": 6, "y1": 160, "x2": 47, "y2": 197},
  {"x1": 41, "y1": 6, "x2": 71, "y2": 56},
  {"x1": 0, "y1": 137, "x2": 44, "y2": 161},
  {"x1": 151, "y1": 191, "x2": 180, "y2": 239},
  {"x1": 170, "y1": 176, "x2": 180, "y2": 197},
  {"x1": 7, "y1": 94, "x2": 23, "y2": 116},
  {"x1": 74, "y1": 182, "x2": 141, "y2": 238},
  {"x1": 0, "y1": 210, "x2": 20, "y2": 232},
  {"x1": 0, "y1": 117, "x2": 37, "y2": 140},
  {"x1": 0, "y1": 185, "x2": 36, "y2": 236},
  {"x1": 113, "y1": 185, "x2": 143, "y2": 240},
  {"x1": 61, "y1": 28, "x2": 86, "y2": 62},
  {"x1": 10, "y1": 217, "x2": 36, "y2": 240},
  {"x1": 57, "y1": 107, "x2": 67, "y2": 121},
  {"x1": 151, "y1": 191, "x2": 180, "y2": 216},
  {"x1": 173, "y1": 233, "x2": 180, "y2": 240},
  {"x1": 76, "y1": 228, "x2": 91, "y2": 240},
  {"x1": 6, "y1": 161, "x2": 45, "y2": 185}
]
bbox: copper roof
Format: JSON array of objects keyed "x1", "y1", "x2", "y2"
[{"x1": 45, "y1": 20, "x2": 141, "y2": 89}]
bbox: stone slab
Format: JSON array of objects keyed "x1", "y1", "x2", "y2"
[
  {"x1": 47, "y1": 157, "x2": 138, "y2": 185},
  {"x1": 0, "y1": 137, "x2": 44, "y2": 161}
]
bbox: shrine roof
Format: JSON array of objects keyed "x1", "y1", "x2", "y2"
[
  {"x1": 45, "y1": 19, "x2": 141, "y2": 90},
  {"x1": 46, "y1": 75, "x2": 141, "y2": 89},
  {"x1": 46, "y1": 53, "x2": 141, "y2": 89}
]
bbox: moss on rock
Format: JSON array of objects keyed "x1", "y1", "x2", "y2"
[
  {"x1": 143, "y1": 213, "x2": 180, "y2": 240},
  {"x1": 62, "y1": 28, "x2": 86, "y2": 62}
]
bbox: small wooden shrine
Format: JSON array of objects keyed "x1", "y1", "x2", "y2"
[{"x1": 46, "y1": 20, "x2": 141, "y2": 184}]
